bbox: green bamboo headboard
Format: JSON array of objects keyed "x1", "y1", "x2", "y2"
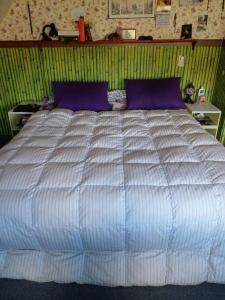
[{"x1": 0, "y1": 41, "x2": 224, "y2": 142}]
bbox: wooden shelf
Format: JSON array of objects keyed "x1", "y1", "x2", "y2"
[
  {"x1": 185, "y1": 102, "x2": 221, "y2": 138},
  {"x1": 0, "y1": 39, "x2": 223, "y2": 48}
]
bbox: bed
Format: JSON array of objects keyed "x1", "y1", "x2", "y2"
[{"x1": 1, "y1": 106, "x2": 225, "y2": 286}]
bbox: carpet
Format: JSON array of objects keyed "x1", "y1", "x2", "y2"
[{"x1": 0, "y1": 280, "x2": 225, "y2": 300}]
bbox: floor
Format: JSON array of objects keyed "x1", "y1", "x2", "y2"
[{"x1": 1, "y1": 279, "x2": 225, "y2": 300}]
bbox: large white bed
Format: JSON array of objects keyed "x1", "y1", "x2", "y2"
[{"x1": 0, "y1": 108, "x2": 225, "y2": 286}]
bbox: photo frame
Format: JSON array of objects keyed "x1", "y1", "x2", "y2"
[
  {"x1": 181, "y1": 24, "x2": 192, "y2": 39},
  {"x1": 109, "y1": 0, "x2": 155, "y2": 18},
  {"x1": 156, "y1": 0, "x2": 172, "y2": 12},
  {"x1": 197, "y1": 15, "x2": 208, "y2": 32},
  {"x1": 117, "y1": 28, "x2": 136, "y2": 39}
]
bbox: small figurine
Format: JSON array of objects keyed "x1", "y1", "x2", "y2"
[
  {"x1": 40, "y1": 96, "x2": 55, "y2": 110},
  {"x1": 184, "y1": 83, "x2": 195, "y2": 104},
  {"x1": 197, "y1": 86, "x2": 206, "y2": 104},
  {"x1": 41, "y1": 23, "x2": 58, "y2": 41},
  {"x1": 106, "y1": 32, "x2": 121, "y2": 40}
]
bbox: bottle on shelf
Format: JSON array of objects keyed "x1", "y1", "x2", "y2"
[{"x1": 79, "y1": 16, "x2": 85, "y2": 42}]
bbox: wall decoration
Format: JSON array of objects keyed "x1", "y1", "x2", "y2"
[
  {"x1": 181, "y1": 24, "x2": 192, "y2": 38},
  {"x1": 197, "y1": 15, "x2": 208, "y2": 32},
  {"x1": 156, "y1": 0, "x2": 172, "y2": 12},
  {"x1": 179, "y1": 0, "x2": 204, "y2": 6},
  {"x1": 156, "y1": 13, "x2": 171, "y2": 27},
  {"x1": 109, "y1": 0, "x2": 155, "y2": 18}
]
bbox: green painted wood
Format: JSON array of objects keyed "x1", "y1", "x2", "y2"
[
  {"x1": 0, "y1": 47, "x2": 45, "y2": 134},
  {"x1": 0, "y1": 45, "x2": 224, "y2": 137}
]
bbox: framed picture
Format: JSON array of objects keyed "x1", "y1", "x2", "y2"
[
  {"x1": 117, "y1": 28, "x2": 136, "y2": 39},
  {"x1": 197, "y1": 15, "x2": 208, "y2": 32},
  {"x1": 109, "y1": 0, "x2": 155, "y2": 18},
  {"x1": 181, "y1": 24, "x2": 192, "y2": 39},
  {"x1": 156, "y1": 0, "x2": 172, "y2": 12}
]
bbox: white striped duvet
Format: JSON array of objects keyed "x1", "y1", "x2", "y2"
[{"x1": 0, "y1": 108, "x2": 225, "y2": 286}]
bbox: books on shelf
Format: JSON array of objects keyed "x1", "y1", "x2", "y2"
[
  {"x1": 194, "y1": 114, "x2": 214, "y2": 126},
  {"x1": 58, "y1": 30, "x2": 79, "y2": 36},
  {"x1": 58, "y1": 26, "x2": 93, "y2": 42},
  {"x1": 13, "y1": 104, "x2": 41, "y2": 113},
  {"x1": 58, "y1": 30, "x2": 79, "y2": 42}
]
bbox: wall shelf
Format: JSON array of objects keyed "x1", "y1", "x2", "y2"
[{"x1": 0, "y1": 39, "x2": 223, "y2": 48}]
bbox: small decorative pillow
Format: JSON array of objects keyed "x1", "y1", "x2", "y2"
[
  {"x1": 108, "y1": 90, "x2": 127, "y2": 110},
  {"x1": 53, "y1": 81, "x2": 111, "y2": 112},
  {"x1": 126, "y1": 78, "x2": 186, "y2": 110}
]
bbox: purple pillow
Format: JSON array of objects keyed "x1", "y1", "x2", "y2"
[
  {"x1": 126, "y1": 78, "x2": 185, "y2": 110},
  {"x1": 53, "y1": 81, "x2": 111, "y2": 112}
]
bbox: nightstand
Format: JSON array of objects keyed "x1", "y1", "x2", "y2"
[
  {"x1": 8, "y1": 102, "x2": 42, "y2": 136},
  {"x1": 185, "y1": 102, "x2": 221, "y2": 138}
]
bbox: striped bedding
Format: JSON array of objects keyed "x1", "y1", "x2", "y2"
[{"x1": 0, "y1": 108, "x2": 225, "y2": 286}]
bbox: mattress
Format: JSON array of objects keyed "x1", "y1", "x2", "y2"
[{"x1": 0, "y1": 108, "x2": 225, "y2": 286}]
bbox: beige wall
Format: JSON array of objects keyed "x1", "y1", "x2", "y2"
[
  {"x1": 0, "y1": 0, "x2": 224, "y2": 40},
  {"x1": 0, "y1": 0, "x2": 14, "y2": 22}
]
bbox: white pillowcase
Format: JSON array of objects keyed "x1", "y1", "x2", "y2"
[{"x1": 108, "y1": 90, "x2": 127, "y2": 110}]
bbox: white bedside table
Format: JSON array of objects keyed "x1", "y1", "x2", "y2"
[
  {"x1": 8, "y1": 102, "x2": 42, "y2": 136},
  {"x1": 185, "y1": 102, "x2": 221, "y2": 138}
]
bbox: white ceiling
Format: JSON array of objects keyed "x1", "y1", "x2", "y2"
[{"x1": 0, "y1": 0, "x2": 14, "y2": 22}]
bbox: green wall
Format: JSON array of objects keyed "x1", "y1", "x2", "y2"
[{"x1": 0, "y1": 45, "x2": 223, "y2": 140}]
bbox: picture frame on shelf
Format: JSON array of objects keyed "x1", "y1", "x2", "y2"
[
  {"x1": 109, "y1": 0, "x2": 155, "y2": 18},
  {"x1": 117, "y1": 28, "x2": 136, "y2": 40}
]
